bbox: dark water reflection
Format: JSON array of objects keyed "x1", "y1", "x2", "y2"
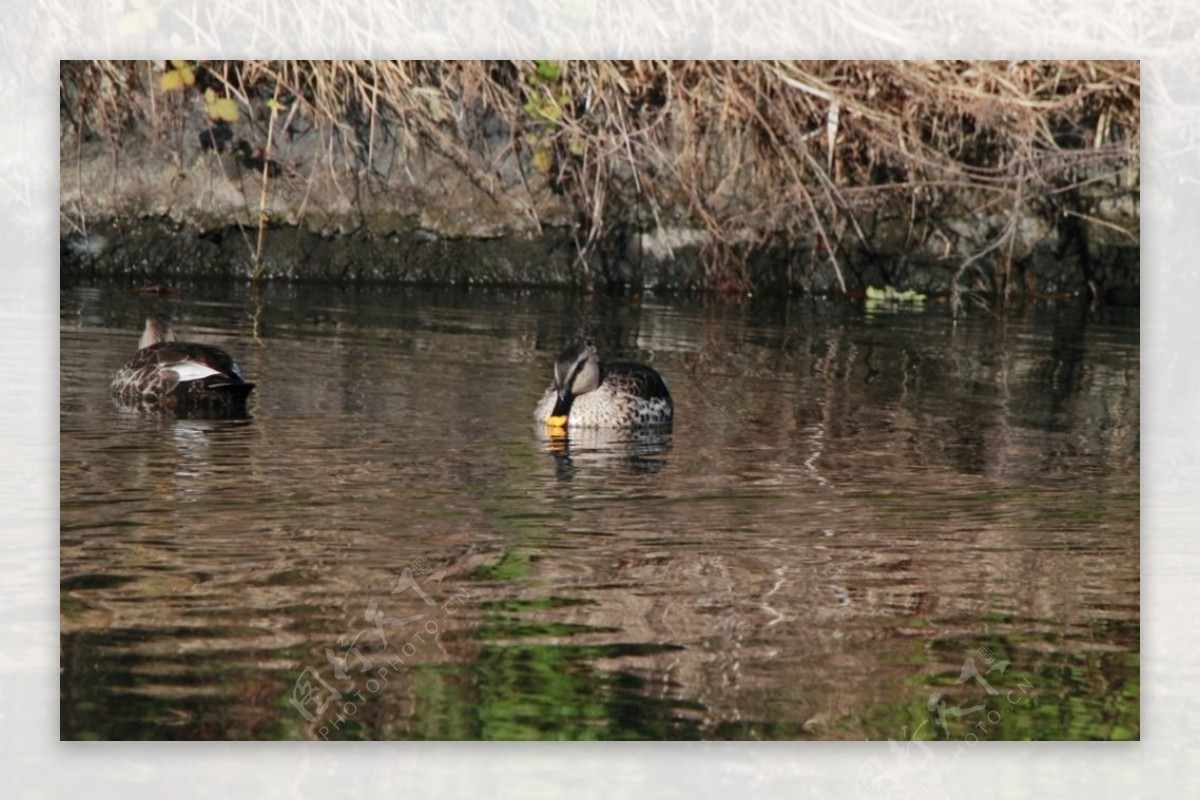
[{"x1": 60, "y1": 282, "x2": 1138, "y2": 740}]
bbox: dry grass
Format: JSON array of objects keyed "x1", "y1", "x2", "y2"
[{"x1": 61, "y1": 60, "x2": 1138, "y2": 296}]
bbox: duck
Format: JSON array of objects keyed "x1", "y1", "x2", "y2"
[
  {"x1": 534, "y1": 344, "x2": 673, "y2": 430},
  {"x1": 111, "y1": 315, "x2": 256, "y2": 416}
]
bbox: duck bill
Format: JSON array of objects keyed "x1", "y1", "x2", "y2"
[{"x1": 545, "y1": 389, "x2": 573, "y2": 430}]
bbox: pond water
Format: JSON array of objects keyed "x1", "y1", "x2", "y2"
[{"x1": 59, "y1": 280, "x2": 1139, "y2": 741}]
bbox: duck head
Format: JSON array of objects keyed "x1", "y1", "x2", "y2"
[
  {"x1": 139, "y1": 314, "x2": 177, "y2": 349},
  {"x1": 547, "y1": 344, "x2": 601, "y2": 427}
]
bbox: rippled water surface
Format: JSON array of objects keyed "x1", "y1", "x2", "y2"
[{"x1": 60, "y1": 282, "x2": 1138, "y2": 740}]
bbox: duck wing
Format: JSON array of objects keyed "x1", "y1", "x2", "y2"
[
  {"x1": 146, "y1": 341, "x2": 251, "y2": 386},
  {"x1": 602, "y1": 362, "x2": 673, "y2": 401}
]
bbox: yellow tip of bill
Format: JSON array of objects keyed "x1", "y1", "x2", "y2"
[{"x1": 546, "y1": 415, "x2": 568, "y2": 429}]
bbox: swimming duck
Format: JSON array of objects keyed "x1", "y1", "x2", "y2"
[
  {"x1": 111, "y1": 315, "x2": 255, "y2": 416},
  {"x1": 534, "y1": 344, "x2": 673, "y2": 430}
]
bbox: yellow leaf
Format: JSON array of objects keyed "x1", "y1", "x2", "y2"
[
  {"x1": 204, "y1": 88, "x2": 216, "y2": 104},
  {"x1": 160, "y1": 64, "x2": 194, "y2": 92},
  {"x1": 160, "y1": 70, "x2": 184, "y2": 92},
  {"x1": 531, "y1": 148, "x2": 554, "y2": 174},
  {"x1": 207, "y1": 97, "x2": 240, "y2": 122}
]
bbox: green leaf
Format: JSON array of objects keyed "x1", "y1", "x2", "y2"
[
  {"x1": 536, "y1": 60, "x2": 562, "y2": 82},
  {"x1": 539, "y1": 99, "x2": 561, "y2": 121},
  {"x1": 866, "y1": 285, "x2": 926, "y2": 303}
]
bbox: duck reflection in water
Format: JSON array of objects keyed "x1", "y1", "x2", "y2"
[{"x1": 535, "y1": 424, "x2": 674, "y2": 478}]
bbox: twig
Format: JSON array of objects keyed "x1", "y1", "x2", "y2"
[
  {"x1": 252, "y1": 81, "x2": 282, "y2": 284},
  {"x1": 950, "y1": 177, "x2": 1024, "y2": 316}
]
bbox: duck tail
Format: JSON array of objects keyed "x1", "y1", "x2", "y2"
[{"x1": 209, "y1": 381, "x2": 256, "y2": 404}]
